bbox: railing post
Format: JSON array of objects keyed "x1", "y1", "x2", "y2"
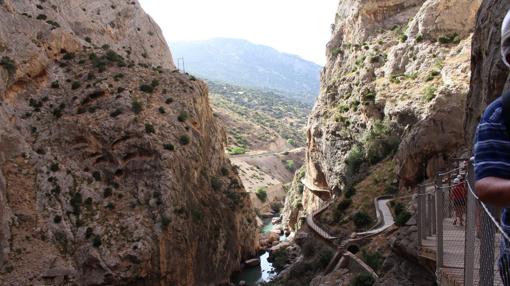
[
  {"x1": 435, "y1": 174, "x2": 444, "y2": 278},
  {"x1": 464, "y1": 162, "x2": 476, "y2": 286},
  {"x1": 427, "y1": 193, "x2": 433, "y2": 237},
  {"x1": 479, "y1": 206, "x2": 497, "y2": 286},
  {"x1": 417, "y1": 185, "x2": 424, "y2": 242},
  {"x1": 420, "y1": 186, "x2": 427, "y2": 239},
  {"x1": 431, "y1": 193, "x2": 436, "y2": 235}
]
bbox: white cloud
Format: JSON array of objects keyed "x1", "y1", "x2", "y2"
[{"x1": 139, "y1": 0, "x2": 338, "y2": 65}]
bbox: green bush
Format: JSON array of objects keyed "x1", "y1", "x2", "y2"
[
  {"x1": 227, "y1": 146, "x2": 246, "y2": 155},
  {"x1": 361, "y1": 249, "x2": 383, "y2": 272},
  {"x1": 158, "y1": 106, "x2": 166, "y2": 114},
  {"x1": 423, "y1": 85, "x2": 437, "y2": 102},
  {"x1": 220, "y1": 167, "x2": 229, "y2": 176},
  {"x1": 110, "y1": 109, "x2": 122, "y2": 118},
  {"x1": 345, "y1": 145, "x2": 364, "y2": 176},
  {"x1": 318, "y1": 248, "x2": 334, "y2": 268},
  {"x1": 53, "y1": 215, "x2": 62, "y2": 223},
  {"x1": 70, "y1": 192, "x2": 82, "y2": 216},
  {"x1": 350, "y1": 273, "x2": 375, "y2": 286},
  {"x1": 179, "y1": 135, "x2": 190, "y2": 145},
  {"x1": 51, "y1": 81, "x2": 60, "y2": 88},
  {"x1": 344, "y1": 186, "x2": 356, "y2": 198},
  {"x1": 50, "y1": 162, "x2": 60, "y2": 172},
  {"x1": 92, "y1": 235, "x2": 101, "y2": 247},
  {"x1": 163, "y1": 143, "x2": 174, "y2": 151},
  {"x1": 36, "y1": 14, "x2": 47, "y2": 20},
  {"x1": 271, "y1": 248, "x2": 288, "y2": 270},
  {"x1": 256, "y1": 187, "x2": 268, "y2": 202},
  {"x1": 364, "y1": 121, "x2": 400, "y2": 165},
  {"x1": 145, "y1": 123, "x2": 155, "y2": 134},
  {"x1": 103, "y1": 188, "x2": 113, "y2": 198},
  {"x1": 393, "y1": 202, "x2": 404, "y2": 217},
  {"x1": 352, "y1": 211, "x2": 373, "y2": 229},
  {"x1": 285, "y1": 160, "x2": 295, "y2": 172},
  {"x1": 71, "y1": 81, "x2": 81, "y2": 90},
  {"x1": 416, "y1": 34, "x2": 424, "y2": 42},
  {"x1": 63, "y1": 53, "x2": 75, "y2": 61},
  {"x1": 395, "y1": 210, "x2": 412, "y2": 226},
  {"x1": 191, "y1": 209, "x2": 203, "y2": 222},
  {"x1": 332, "y1": 47, "x2": 342, "y2": 57},
  {"x1": 131, "y1": 100, "x2": 142, "y2": 114},
  {"x1": 85, "y1": 227, "x2": 94, "y2": 239},
  {"x1": 177, "y1": 111, "x2": 189, "y2": 122},
  {"x1": 92, "y1": 171, "x2": 101, "y2": 181},
  {"x1": 337, "y1": 199, "x2": 352, "y2": 212},
  {"x1": 438, "y1": 33, "x2": 460, "y2": 45},
  {"x1": 0, "y1": 56, "x2": 16, "y2": 75},
  {"x1": 211, "y1": 177, "x2": 222, "y2": 191},
  {"x1": 140, "y1": 84, "x2": 154, "y2": 93},
  {"x1": 161, "y1": 216, "x2": 171, "y2": 229}
]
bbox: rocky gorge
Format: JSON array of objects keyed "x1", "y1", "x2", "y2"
[
  {"x1": 0, "y1": 1, "x2": 258, "y2": 285},
  {"x1": 2, "y1": 0, "x2": 510, "y2": 285}
]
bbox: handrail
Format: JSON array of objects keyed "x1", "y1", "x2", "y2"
[{"x1": 466, "y1": 176, "x2": 510, "y2": 242}]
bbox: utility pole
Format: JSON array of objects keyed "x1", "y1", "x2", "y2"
[{"x1": 177, "y1": 57, "x2": 185, "y2": 73}]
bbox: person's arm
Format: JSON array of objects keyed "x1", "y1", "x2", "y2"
[{"x1": 476, "y1": 177, "x2": 510, "y2": 207}]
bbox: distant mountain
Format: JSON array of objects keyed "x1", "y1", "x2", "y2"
[{"x1": 170, "y1": 38, "x2": 321, "y2": 103}]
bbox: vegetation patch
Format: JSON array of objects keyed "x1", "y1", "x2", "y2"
[
  {"x1": 0, "y1": 56, "x2": 16, "y2": 75},
  {"x1": 255, "y1": 187, "x2": 268, "y2": 202}
]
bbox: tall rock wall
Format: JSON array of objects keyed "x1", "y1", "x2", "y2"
[
  {"x1": 464, "y1": 0, "x2": 510, "y2": 142},
  {"x1": 0, "y1": 1, "x2": 257, "y2": 285},
  {"x1": 306, "y1": 0, "x2": 481, "y2": 192}
]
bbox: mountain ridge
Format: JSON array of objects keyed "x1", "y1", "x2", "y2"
[{"x1": 170, "y1": 38, "x2": 321, "y2": 103}]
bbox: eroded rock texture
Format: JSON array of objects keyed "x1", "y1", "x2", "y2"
[
  {"x1": 0, "y1": 1, "x2": 257, "y2": 285},
  {"x1": 306, "y1": 0, "x2": 480, "y2": 192},
  {"x1": 464, "y1": 0, "x2": 510, "y2": 142}
]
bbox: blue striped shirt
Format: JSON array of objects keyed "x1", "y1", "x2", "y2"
[
  {"x1": 475, "y1": 97, "x2": 510, "y2": 180},
  {"x1": 474, "y1": 97, "x2": 510, "y2": 224}
]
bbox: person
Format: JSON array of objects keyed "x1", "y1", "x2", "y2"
[
  {"x1": 450, "y1": 175, "x2": 466, "y2": 226},
  {"x1": 474, "y1": 10, "x2": 510, "y2": 285}
]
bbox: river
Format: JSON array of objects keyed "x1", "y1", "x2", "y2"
[{"x1": 231, "y1": 218, "x2": 287, "y2": 285}]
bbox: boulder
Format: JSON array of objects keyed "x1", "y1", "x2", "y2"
[{"x1": 244, "y1": 258, "x2": 260, "y2": 267}]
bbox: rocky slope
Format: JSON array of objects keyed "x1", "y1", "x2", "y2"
[
  {"x1": 306, "y1": 0, "x2": 480, "y2": 194},
  {"x1": 0, "y1": 1, "x2": 257, "y2": 285},
  {"x1": 280, "y1": 0, "x2": 482, "y2": 284},
  {"x1": 465, "y1": 0, "x2": 510, "y2": 141}
]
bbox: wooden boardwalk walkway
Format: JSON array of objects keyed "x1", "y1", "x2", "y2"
[{"x1": 420, "y1": 217, "x2": 504, "y2": 285}]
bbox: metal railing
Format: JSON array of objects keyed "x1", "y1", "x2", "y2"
[{"x1": 417, "y1": 158, "x2": 510, "y2": 285}]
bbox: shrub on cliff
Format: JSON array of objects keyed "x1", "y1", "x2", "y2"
[
  {"x1": 256, "y1": 187, "x2": 268, "y2": 202},
  {"x1": 361, "y1": 249, "x2": 383, "y2": 272},
  {"x1": 364, "y1": 120, "x2": 400, "y2": 164},
  {"x1": 352, "y1": 211, "x2": 373, "y2": 229},
  {"x1": 0, "y1": 56, "x2": 16, "y2": 75},
  {"x1": 395, "y1": 210, "x2": 412, "y2": 226},
  {"x1": 350, "y1": 273, "x2": 375, "y2": 286}
]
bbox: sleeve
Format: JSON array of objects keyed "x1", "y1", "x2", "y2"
[{"x1": 474, "y1": 121, "x2": 510, "y2": 180}]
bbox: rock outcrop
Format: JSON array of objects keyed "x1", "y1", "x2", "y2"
[
  {"x1": 465, "y1": 0, "x2": 510, "y2": 142},
  {"x1": 306, "y1": 0, "x2": 481, "y2": 194},
  {"x1": 0, "y1": 1, "x2": 257, "y2": 285}
]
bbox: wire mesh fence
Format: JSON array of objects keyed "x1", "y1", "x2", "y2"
[{"x1": 416, "y1": 158, "x2": 510, "y2": 285}]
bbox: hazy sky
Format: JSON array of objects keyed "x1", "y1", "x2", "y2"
[{"x1": 138, "y1": 0, "x2": 338, "y2": 65}]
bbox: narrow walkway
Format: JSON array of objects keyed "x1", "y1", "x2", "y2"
[
  {"x1": 356, "y1": 198, "x2": 394, "y2": 237},
  {"x1": 421, "y1": 217, "x2": 503, "y2": 285}
]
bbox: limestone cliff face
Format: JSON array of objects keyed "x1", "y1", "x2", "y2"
[
  {"x1": 0, "y1": 1, "x2": 258, "y2": 285},
  {"x1": 306, "y1": 0, "x2": 480, "y2": 194},
  {"x1": 465, "y1": 0, "x2": 510, "y2": 142}
]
